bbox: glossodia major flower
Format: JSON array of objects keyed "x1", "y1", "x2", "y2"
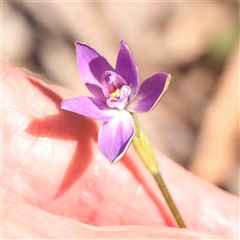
[{"x1": 61, "y1": 41, "x2": 171, "y2": 163}]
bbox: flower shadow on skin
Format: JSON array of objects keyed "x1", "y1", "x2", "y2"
[{"x1": 25, "y1": 77, "x2": 98, "y2": 198}]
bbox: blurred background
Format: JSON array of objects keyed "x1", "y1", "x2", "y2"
[{"x1": 2, "y1": 1, "x2": 239, "y2": 195}]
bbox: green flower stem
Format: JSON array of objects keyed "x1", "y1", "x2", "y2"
[{"x1": 131, "y1": 113, "x2": 186, "y2": 228}]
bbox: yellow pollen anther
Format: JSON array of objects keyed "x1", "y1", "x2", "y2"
[{"x1": 110, "y1": 88, "x2": 120, "y2": 98}]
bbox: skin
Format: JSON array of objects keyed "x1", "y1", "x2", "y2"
[{"x1": 2, "y1": 62, "x2": 239, "y2": 239}]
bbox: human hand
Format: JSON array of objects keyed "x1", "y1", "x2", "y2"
[{"x1": 2, "y1": 62, "x2": 238, "y2": 239}]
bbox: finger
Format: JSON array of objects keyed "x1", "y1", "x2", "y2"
[
  {"x1": 2, "y1": 62, "x2": 238, "y2": 238},
  {"x1": 3, "y1": 195, "x2": 221, "y2": 239}
]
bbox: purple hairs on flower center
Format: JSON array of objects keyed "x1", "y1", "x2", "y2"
[{"x1": 101, "y1": 70, "x2": 131, "y2": 110}]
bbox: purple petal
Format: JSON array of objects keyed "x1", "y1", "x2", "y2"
[
  {"x1": 115, "y1": 41, "x2": 139, "y2": 101},
  {"x1": 98, "y1": 110, "x2": 135, "y2": 163},
  {"x1": 76, "y1": 42, "x2": 114, "y2": 100},
  {"x1": 61, "y1": 97, "x2": 118, "y2": 121},
  {"x1": 127, "y1": 72, "x2": 171, "y2": 113}
]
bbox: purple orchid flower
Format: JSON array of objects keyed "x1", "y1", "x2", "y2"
[{"x1": 61, "y1": 41, "x2": 170, "y2": 163}]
